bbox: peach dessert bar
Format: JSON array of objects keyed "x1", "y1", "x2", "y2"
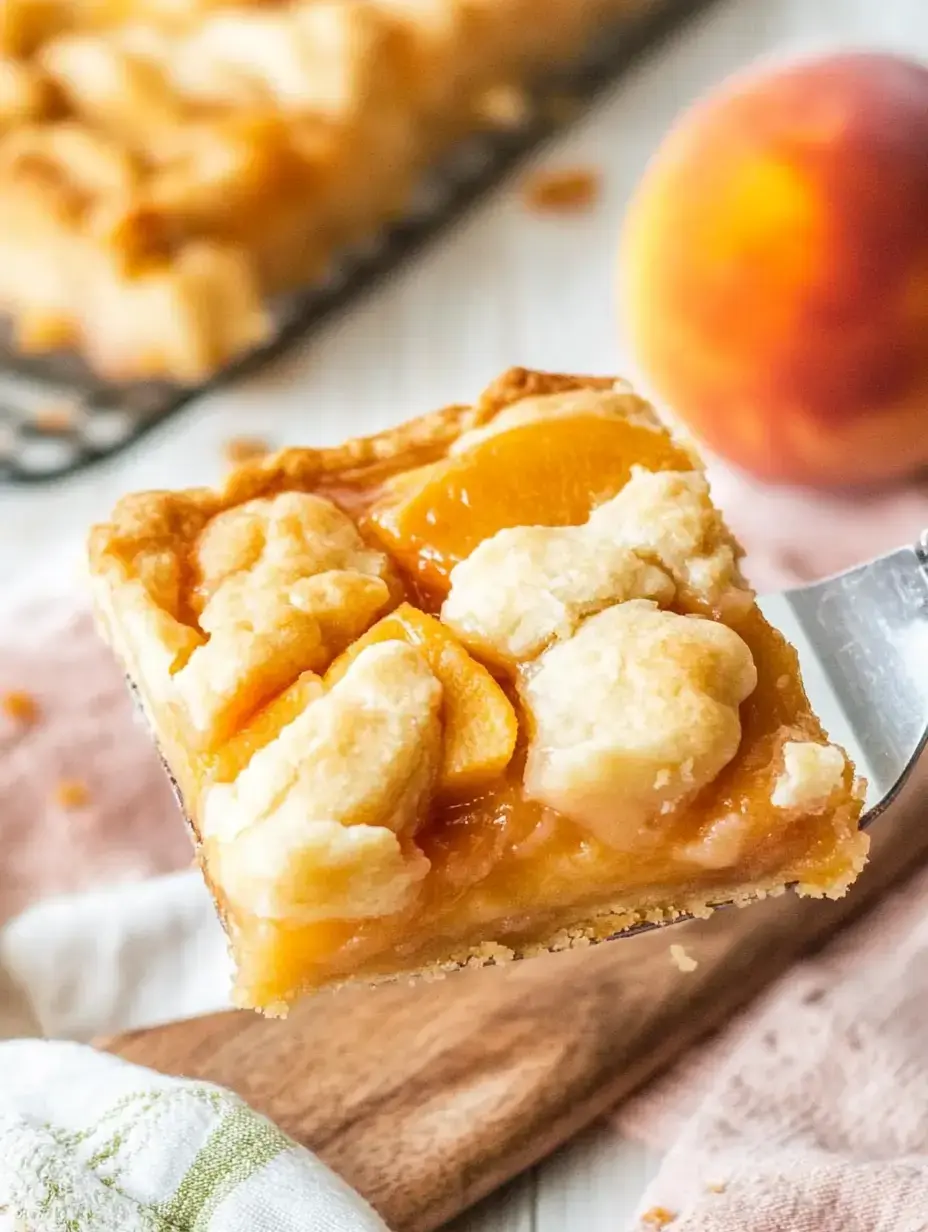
[{"x1": 88, "y1": 369, "x2": 868, "y2": 1010}]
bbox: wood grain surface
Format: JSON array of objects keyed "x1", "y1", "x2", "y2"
[{"x1": 104, "y1": 768, "x2": 928, "y2": 1232}]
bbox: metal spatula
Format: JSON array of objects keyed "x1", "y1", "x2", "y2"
[{"x1": 761, "y1": 530, "x2": 928, "y2": 829}]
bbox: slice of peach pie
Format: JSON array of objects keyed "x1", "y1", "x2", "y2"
[{"x1": 88, "y1": 369, "x2": 868, "y2": 1011}]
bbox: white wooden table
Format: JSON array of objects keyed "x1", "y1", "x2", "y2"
[{"x1": 1, "y1": 0, "x2": 921, "y2": 1223}]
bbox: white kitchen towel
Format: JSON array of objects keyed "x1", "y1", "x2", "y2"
[
  {"x1": 0, "y1": 566, "x2": 226, "y2": 1042},
  {"x1": 0, "y1": 871, "x2": 230, "y2": 1042},
  {"x1": 0, "y1": 1038, "x2": 389, "y2": 1231}
]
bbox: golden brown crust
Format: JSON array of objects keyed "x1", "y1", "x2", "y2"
[
  {"x1": 475, "y1": 367, "x2": 618, "y2": 416},
  {"x1": 250, "y1": 838, "x2": 871, "y2": 1016}
]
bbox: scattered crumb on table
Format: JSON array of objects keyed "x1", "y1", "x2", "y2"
[
  {"x1": 223, "y1": 436, "x2": 272, "y2": 465},
  {"x1": 33, "y1": 401, "x2": 78, "y2": 433},
  {"x1": 523, "y1": 166, "x2": 601, "y2": 213},
  {"x1": 641, "y1": 1207, "x2": 677, "y2": 1227},
  {"x1": 2, "y1": 689, "x2": 40, "y2": 725},
  {"x1": 670, "y1": 943, "x2": 698, "y2": 973},
  {"x1": 706, "y1": 1181, "x2": 727, "y2": 1193},
  {"x1": 53, "y1": 779, "x2": 90, "y2": 810},
  {"x1": 476, "y1": 83, "x2": 530, "y2": 128}
]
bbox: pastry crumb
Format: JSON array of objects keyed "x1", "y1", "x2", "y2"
[
  {"x1": 670, "y1": 943, "x2": 698, "y2": 973},
  {"x1": 53, "y1": 779, "x2": 90, "y2": 809},
  {"x1": 641, "y1": 1207, "x2": 676, "y2": 1227},
  {"x1": 33, "y1": 401, "x2": 78, "y2": 433},
  {"x1": 464, "y1": 941, "x2": 515, "y2": 969},
  {"x1": 223, "y1": 436, "x2": 272, "y2": 466},
  {"x1": 476, "y1": 83, "x2": 530, "y2": 128},
  {"x1": 420, "y1": 968, "x2": 447, "y2": 983},
  {"x1": 706, "y1": 1180, "x2": 727, "y2": 1193},
  {"x1": 2, "y1": 689, "x2": 40, "y2": 725},
  {"x1": 523, "y1": 166, "x2": 600, "y2": 213},
  {"x1": 772, "y1": 741, "x2": 844, "y2": 812}
]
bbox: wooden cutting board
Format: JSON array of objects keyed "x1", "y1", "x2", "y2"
[{"x1": 104, "y1": 767, "x2": 927, "y2": 1232}]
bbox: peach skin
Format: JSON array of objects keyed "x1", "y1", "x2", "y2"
[{"x1": 621, "y1": 52, "x2": 928, "y2": 487}]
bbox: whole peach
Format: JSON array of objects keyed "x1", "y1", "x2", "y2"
[{"x1": 620, "y1": 53, "x2": 928, "y2": 486}]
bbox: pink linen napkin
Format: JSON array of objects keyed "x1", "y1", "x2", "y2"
[
  {"x1": 618, "y1": 861, "x2": 928, "y2": 1230},
  {"x1": 0, "y1": 584, "x2": 189, "y2": 926}
]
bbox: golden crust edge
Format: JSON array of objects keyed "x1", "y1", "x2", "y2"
[
  {"x1": 244, "y1": 807, "x2": 870, "y2": 1016},
  {"x1": 87, "y1": 367, "x2": 645, "y2": 571}
]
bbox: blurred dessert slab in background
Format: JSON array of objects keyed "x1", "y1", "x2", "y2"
[{"x1": 0, "y1": 0, "x2": 657, "y2": 383}]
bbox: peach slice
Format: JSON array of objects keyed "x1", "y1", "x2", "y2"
[
  {"x1": 325, "y1": 603, "x2": 518, "y2": 797},
  {"x1": 365, "y1": 412, "x2": 695, "y2": 599},
  {"x1": 202, "y1": 671, "x2": 324, "y2": 791}
]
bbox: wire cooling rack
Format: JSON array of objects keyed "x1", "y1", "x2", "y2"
[{"x1": 0, "y1": 0, "x2": 717, "y2": 484}]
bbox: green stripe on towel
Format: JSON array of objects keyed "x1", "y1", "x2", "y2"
[{"x1": 157, "y1": 1103, "x2": 291, "y2": 1229}]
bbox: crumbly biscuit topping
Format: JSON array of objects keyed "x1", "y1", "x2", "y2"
[
  {"x1": 442, "y1": 465, "x2": 752, "y2": 665},
  {"x1": 0, "y1": 57, "x2": 49, "y2": 125},
  {"x1": 212, "y1": 818, "x2": 430, "y2": 926},
  {"x1": 520, "y1": 601, "x2": 757, "y2": 848},
  {"x1": 173, "y1": 491, "x2": 398, "y2": 747},
  {"x1": 202, "y1": 641, "x2": 441, "y2": 920},
  {"x1": 173, "y1": 2, "x2": 389, "y2": 114},
  {"x1": 442, "y1": 527, "x2": 673, "y2": 663},
  {"x1": 587, "y1": 466, "x2": 753, "y2": 621},
  {"x1": 772, "y1": 741, "x2": 845, "y2": 812},
  {"x1": 190, "y1": 490, "x2": 391, "y2": 609}
]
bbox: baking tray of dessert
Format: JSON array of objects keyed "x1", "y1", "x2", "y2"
[{"x1": 0, "y1": 0, "x2": 714, "y2": 484}]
